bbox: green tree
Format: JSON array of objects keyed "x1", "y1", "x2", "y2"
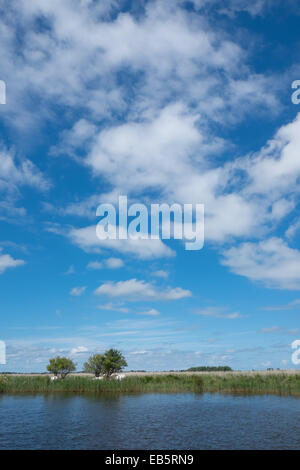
[
  {"x1": 102, "y1": 349, "x2": 127, "y2": 378},
  {"x1": 83, "y1": 354, "x2": 105, "y2": 377},
  {"x1": 47, "y1": 356, "x2": 76, "y2": 379}
]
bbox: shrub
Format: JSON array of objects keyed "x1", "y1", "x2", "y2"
[{"x1": 47, "y1": 357, "x2": 76, "y2": 379}]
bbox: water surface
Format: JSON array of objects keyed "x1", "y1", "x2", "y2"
[{"x1": 0, "y1": 392, "x2": 299, "y2": 449}]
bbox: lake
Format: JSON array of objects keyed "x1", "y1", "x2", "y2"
[{"x1": 0, "y1": 392, "x2": 300, "y2": 449}]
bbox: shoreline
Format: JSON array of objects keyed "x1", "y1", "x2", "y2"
[{"x1": 1, "y1": 372, "x2": 300, "y2": 396}]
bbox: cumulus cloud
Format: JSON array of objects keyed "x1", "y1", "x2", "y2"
[
  {"x1": 70, "y1": 286, "x2": 87, "y2": 296},
  {"x1": 1, "y1": 0, "x2": 299, "y2": 296},
  {"x1": 94, "y1": 278, "x2": 192, "y2": 301},
  {"x1": 87, "y1": 257, "x2": 124, "y2": 270},
  {"x1": 0, "y1": 148, "x2": 49, "y2": 191},
  {"x1": 285, "y1": 218, "x2": 300, "y2": 240},
  {"x1": 244, "y1": 113, "x2": 300, "y2": 197},
  {"x1": 1, "y1": 0, "x2": 264, "y2": 126},
  {"x1": 0, "y1": 249, "x2": 25, "y2": 274},
  {"x1": 87, "y1": 261, "x2": 103, "y2": 270},
  {"x1": 222, "y1": 237, "x2": 300, "y2": 290},
  {"x1": 82, "y1": 107, "x2": 300, "y2": 247},
  {"x1": 0, "y1": 0, "x2": 286, "y2": 248},
  {"x1": 105, "y1": 257, "x2": 124, "y2": 269},
  {"x1": 152, "y1": 270, "x2": 169, "y2": 279},
  {"x1": 69, "y1": 225, "x2": 175, "y2": 259},
  {"x1": 51, "y1": 119, "x2": 97, "y2": 159},
  {"x1": 86, "y1": 103, "x2": 206, "y2": 191},
  {"x1": 0, "y1": 148, "x2": 50, "y2": 220}
]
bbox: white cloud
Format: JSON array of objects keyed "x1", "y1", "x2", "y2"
[
  {"x1": 97, "y1": 302, "x2": 130, "y2": 313},
  {"x1": 0, "y1": 249, "x2": 25, "y2": 274},
  {"x1": 70, "y1": 346, "x2": 88, "y2": 355},
  {"x1": 94, "y1": 278, "x2": 192, "y2": 301},
  {"x1": 1, "y1": 0, "x2": 299, "y2": 298},
  {"x1": 190, "y1": 0, "x2": 269, "y2": 17},
  {"x1": 52, "y1": 190, "x2": 122, "y2": 219},
  {"x1": 83, "y1": 107, "x2": 300, "y2": 247},
  {"x1": 196, "y1": 306, "x2": 242, "y2": 319},
  {"x1": 222, "y1": 237, "x2": 300, "y2": 290},
  {"x1": 285, "y1": 218, "x2": 300, "y2": 240},
  {"x1": 70, "y1": 286, "x2": 87, "y2": 296},
  {"x1": 2, "y1": 0, "x2": 262, "y2": 128},
  {"x1": 0, "y1": 0, "x2": 278, "y2": 148},
  {"x1": 152, "y1": 270, "x2": 169, "y2": 279},
  {"x1": 105, "y1": 257, "x2": 124, "y2": 269},
  {"x1": 0, "y1": 148, "x2": 50, "y2": 192},
  {"x1": 51, "y1": 119, "x2": 97, "y2": 159},
  {"x1": 0, "y1": 148, "x2": 50, "y2": 220},
  {"x1": 130, "y1": 350, "x2": 149, "y2": 355},
  {"x1": 87, "y1": 261, "x2": 103, "y2": 270},
  {"x1": 244, "y1": 113, "x2": 300, "y2": 197},
  {"x1": 138, "y1": 309, "x2": 160, "y2": 317},
  {"x1": 0, "y1": 0, "x2": 285, "y2": 250},
  {"x1": 86, "y1": 103, "x2": 204, "y2": 191},
  {"x1": 69, "y1": 225, "x2": 175, "y2": 259},
  {"x1": 88, "y1": 257, "x2": 125, "y2": 270}
]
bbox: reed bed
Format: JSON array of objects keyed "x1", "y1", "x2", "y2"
[{"x1": 1, "y1": 373, "x2": 300, "y2": 395}]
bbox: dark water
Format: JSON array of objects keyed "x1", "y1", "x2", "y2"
[{"x1": 0, "y1": 392, "x2": 300, "y2": 449}]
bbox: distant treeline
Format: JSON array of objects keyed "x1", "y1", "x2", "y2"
[{"x1": 184, "y1": 366, "x2": 233, "y2": 372}]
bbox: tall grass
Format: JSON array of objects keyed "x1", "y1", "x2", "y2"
[
  {"x1": 1, "y1": 373, "x2": 300, "y2": 395},
  {"x1": 0, "y1": 375, "x2": 202, "y2": 394}
]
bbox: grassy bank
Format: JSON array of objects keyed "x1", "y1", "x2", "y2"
[{"x1": 1, "y1": 373, "x2": 300, "y2": 395}]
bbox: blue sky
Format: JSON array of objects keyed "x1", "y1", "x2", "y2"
[{"x1": 1, "y1": 0, "x2": 300, "y2": 372}]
